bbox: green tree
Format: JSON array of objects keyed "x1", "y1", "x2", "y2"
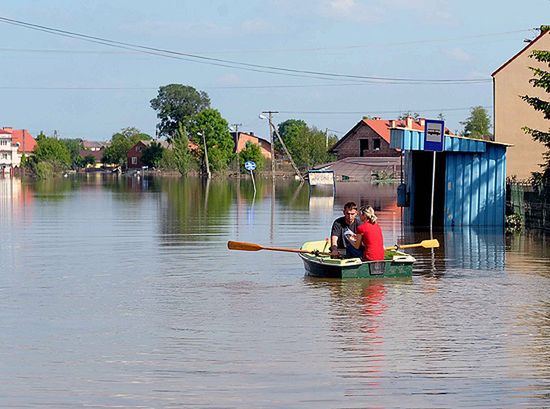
[
  {"x1": 33, "y1": 134, "x2": 71, "y2": 171},
  {"x1": 60, "y1": 138, "x2": 83, "y2": 169},
  {"x1": 102, "y1": 127, "x2": 151, "y2": 167},
  {"x1": 277, "y1": 119, "x2": 307, "y2": 151},
  {"x1": 521, "y1": 30, "x2": 550, "y2": 173},
  {"x1": 239, "y1": 141, "x2": 265, "y2": 172},
  {"x1": 277, "y1": 120, "x2": 336, "y2": 170},
  {"x1": 150, "y1": 84, "x2": 211, "y2": 139},
  {"x1": 82, "y1": 155, "x2": 96, "y2": 167},
  {"x1": 291, "y1": 126, "x2": 336, "y2": 170},
  {"x1": 461, "y1": 106, "x2": 492, "y2": 139},
  {"x1": 187, "y1": 108, "x2": 234, "y2": 172},
  {"x1": 172, "y1": 122, "x2": 197, "y2": 175},
  {"x1": 141, "y1": 142, "x2": 165, "y2": 167},
  {"x1": 399, "y1": 112, "x2": 420, "y2": 120}
]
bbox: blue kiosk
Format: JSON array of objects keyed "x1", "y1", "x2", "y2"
[{"x1": 390, "y1": 125, "x2": 510, "y2": 227}]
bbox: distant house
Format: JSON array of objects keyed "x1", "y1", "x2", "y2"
[
  {"x1": 79, "y1": 148, "x2": 106, "y2": 169},
  {"x1": 82, "y1": 140, "x2": 108, "y2": 151},
  {"x1": 9, "y1": 128, "x2": 37, "y2": 155},
  {"x1": 0, "y1": 127, "x2": 37, "y2": 176},
  {"x1": 331, "y1": 117, "x2": 429, "y2": 160},
  {"x1": 232, "y1": 131, "x2": 272, "y2": 159},
  {"x1": 492, "y1": 27, "x2": 550, "y2": 180},
  {"x1": 127, "y1": 140, "x2": 177, "y2": 169}
]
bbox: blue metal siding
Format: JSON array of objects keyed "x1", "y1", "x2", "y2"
[
  {"x1": 444, "y1": 144, "x2": 506, "y2": 226},
  {"x1": 390, "y1": 129, "x2": 487, "y2": 153}
]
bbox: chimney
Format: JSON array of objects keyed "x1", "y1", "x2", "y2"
[
  {"x1": 420, "y1": 118, "x2": 425, "y2": 127},
  {"x1": 250, "y1": 131, "x2": 254, "y2": 136},
  {"x1": 406, "y1": 116, "x2": 413, "y2": 129},
  {"x1": 390, "y1": 120, "x2": 396, "y2": 128}
]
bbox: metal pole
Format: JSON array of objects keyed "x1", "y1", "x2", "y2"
[
  {"x1": 202, "y1": 131, "x2": 211, "y2": 179},
  {"x1": 249, "y1": 169, "x2": 256, "y2": 195},
  {"x1": 262, "y1": 111, "x2": 277, "y2": 179},
  {"x1": 430, "y1": 151, "x2": 436, "y2": 231}
]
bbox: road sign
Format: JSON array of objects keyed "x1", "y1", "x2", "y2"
[
  {"x1": 424, "y1": 119, "x2": 445, "y2": 152},
  {"x1": 244, "y1": 161, "x2": 256, "y2": 171}
]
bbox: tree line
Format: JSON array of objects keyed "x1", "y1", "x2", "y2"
[{"x1": 25, "y1": 48, "x2": 548, "y2": 181}]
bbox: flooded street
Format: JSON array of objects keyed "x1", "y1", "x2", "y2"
[{"x1": 1, "y1": 175, "x2": 549, "y2": 408}]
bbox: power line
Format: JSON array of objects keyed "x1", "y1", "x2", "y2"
[
  {"x1": 277, "y1": 106, "x2": 491, "y2": 115},
  {"x1": 0, "y1": 28, "x2": 534, "y2": 55},
  {"x1": 0, "y1": 16, "x2": 491, "y2": 85}
]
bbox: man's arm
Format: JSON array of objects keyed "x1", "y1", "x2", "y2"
[{"x1": 330, "y1": 220, "x2": 341, "y2": 256}]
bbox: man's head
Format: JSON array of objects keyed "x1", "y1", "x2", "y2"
[{"x1": 342, "y1": 201, "x2": 358, "y2": 225}]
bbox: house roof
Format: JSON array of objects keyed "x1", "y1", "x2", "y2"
[
  {"x1": 331, "y1": 117, "x2": 451, "y2": 153},
  {"x1": 140, "y1": 139, "x2": 171, "y2": 149},
  {"x1": 492, "y1": 29, "x2": 550, "y2": 77},
  {"x1": 10, "y1": 129, "x2": 37, "y2": 153},
  {"x1": 82, "y1": 140, "x2": 107, "y2": 149},
  {"x1": 79, "y1": 149, "x2": 104, "y2": 162}
]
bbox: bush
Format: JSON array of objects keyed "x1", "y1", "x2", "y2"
[{"x1": 34, "y1": 162, "x2": 54, "y2": 180}]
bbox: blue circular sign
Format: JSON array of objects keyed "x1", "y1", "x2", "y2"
[{"x1": 244, "y1": 161, "x2": 256, "y2": 171}]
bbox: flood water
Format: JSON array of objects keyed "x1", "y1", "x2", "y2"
[{"x1": 1, "y1": 174, "x2": 549, "y2": 408}]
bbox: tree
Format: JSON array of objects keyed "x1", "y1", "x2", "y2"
[
  {"x1": 141, "y1": 142, "x2": 165, "y2": 167},
  {"x1": 82, "y1": 155, "x2": 96, "y2": 167},
  {"x1": 172, "y1": 122, "x2": 197, "y2": 175},
  {"x1": 150, "y1": 84, "x2": 211, "y2": 139},
  {"x1": 239, "y1": 141, "x2": 265, "y2": 171},
  {"x1": 33, "y1": 134, "x2": 71, "y2": 171},
  {"x1": 521, "y1": 30, "x2": 550, "y2": 173},
  {"x1": 461, "y1": 106, "x2": 492, "y2": 139},
  {"x1": 187, "y1": 108, "x2": 234, "y2": 172},
  {"x1": 102, "y1": 127, "x2": 151, "y2": 166},
  {"x1": 60, "y1": 138, "x2": 83, "y2": 169},
  {"x1": 399, "y1": 112, "x2": 420, "y2": 120},
  {"x1": 277, "y1": 119, "x2": 307, "y2": 151}
]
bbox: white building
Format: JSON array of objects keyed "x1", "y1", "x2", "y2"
[{"x1": 0, "y1": 129, "x2": 21, "y2": 176}]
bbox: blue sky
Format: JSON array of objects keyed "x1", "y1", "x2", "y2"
[{"x1": 0, "y1": 1, "x2": 548, "y2": 141}]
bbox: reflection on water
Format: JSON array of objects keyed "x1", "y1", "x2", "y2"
[{"x1": 0, "y1": 175, "x2": 549, "y2": 408}]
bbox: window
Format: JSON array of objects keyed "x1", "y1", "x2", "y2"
[
  {"x1": 131, "y1": 156, "x2": 137, "y2": 165},
  {"x1": 373, "y1": 139, "x2": 381, "y2": 150},
  {"x1": 1, "y1": 153, "x2": 8, "y2": 159},
  {"x1": 0, "y1": 140, "x2": 8, "y2": 146}
]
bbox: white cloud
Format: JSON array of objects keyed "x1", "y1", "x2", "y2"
[
  {"x1": 240, "y1": 18, "x2": 272, "y2": 34},
  {"x1": 444, "y1": 47, "x2": 472, "y2": 62},
  {"x1": 214, "y1": 73, "x2": 243, "y2": 87},
  {"x1": 270, "y1": 0, "x2": 452, "y2": 23}
]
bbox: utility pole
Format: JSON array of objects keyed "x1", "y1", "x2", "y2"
[
  {"x1": 231, "y1": 123, "x2": 242, "y2": 175},
  {"x1": 271, "y1": 123, "x2": 303, "y2": 182},
  {"x1": 262, "y1": 111, "x2": 278, "y2": 179}
]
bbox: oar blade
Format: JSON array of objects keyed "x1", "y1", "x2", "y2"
[
  {"x1": 227, "y1": 241, "x2": 264, "y2": 251},
  {"x1": 421, "y1": 239, "x2": 440, "y2": 248}
]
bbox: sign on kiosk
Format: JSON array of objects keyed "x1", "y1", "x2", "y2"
[{"x1": 424, "y1": 119, "x2": 445, "y2": 152}]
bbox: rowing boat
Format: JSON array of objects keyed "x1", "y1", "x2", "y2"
[{"x1": 299, "y1": 240, "x2": 416, "y2": 279}]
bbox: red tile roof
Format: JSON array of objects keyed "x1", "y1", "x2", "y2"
[{"x1": 11, "y1": 129, "x2": 37, "y2": 154}]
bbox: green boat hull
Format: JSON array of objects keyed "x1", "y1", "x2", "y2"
[{"x1": 300, "y1": 240, "x2": 416, "y2": 279}]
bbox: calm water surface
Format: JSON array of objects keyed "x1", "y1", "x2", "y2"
[{"x1": 0, "y1": 175, "x2": 549, "y2": 408}]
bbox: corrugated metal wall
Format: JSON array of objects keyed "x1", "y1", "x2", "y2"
[{"x1": 391, "y1": 129, "x2": 507, "y2": 226}]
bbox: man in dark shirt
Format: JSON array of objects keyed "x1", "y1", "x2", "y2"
[{"x1": 330, "y1": 201, "x2": 364, "y2": 258}]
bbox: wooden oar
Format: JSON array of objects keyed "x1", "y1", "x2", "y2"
[
  {"x1": 227, "y1": 241, "x2": 330, "y2": 256},
  {"x1": 385, "y1": 239, "x2": 439, "y2": 250}
]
